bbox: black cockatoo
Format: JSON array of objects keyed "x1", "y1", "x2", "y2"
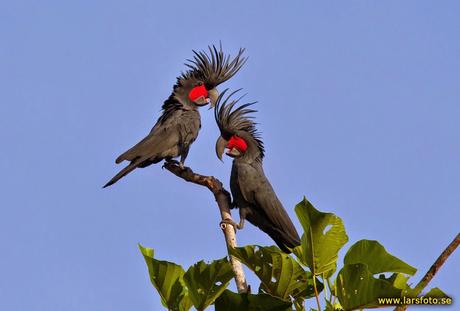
[
  {"x1": 214, "y1": 90, "x2": 301, "y2": 253},
  {"x1": 104, "y1": 46, "x2": 246, "y2": 188}
]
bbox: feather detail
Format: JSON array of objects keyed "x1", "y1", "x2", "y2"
[
  {"x1": 214, "y1": 89, "x2": 264, "y2": 159},
  {"x1": 182, "y1": 44, "x2": 247, "y2": 88}
]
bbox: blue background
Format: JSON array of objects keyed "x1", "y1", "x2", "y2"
[{"x1": 1, "y1": 1, "x2": 458, "y2": 310}]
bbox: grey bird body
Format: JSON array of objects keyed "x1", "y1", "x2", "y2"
[
  {"x1": 103, "y1": 104, "x2": 201, "y2": 188},
  {"x1": 230, "y1": 160, "x2": 301, "y2": 253},
  {"x1": 214, "y1": 90, "x2": 301, "y2": 252},
  {"x1": 104, "y1": 45, "x2": 246, "y2": 188},
  {"x1": 116, "y1": 105, "x2": 201, "y2": 166}
]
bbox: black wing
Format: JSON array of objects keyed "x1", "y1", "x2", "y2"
[
  {"x1": 235, "y1": 162, "x2": 301, "y2": 251},
  {"x1": 103, "y1": 110, "x2": 190, "y2": 188},
  {"x1": 115, "y1": 109, "x2": 185, "y2": 164}
]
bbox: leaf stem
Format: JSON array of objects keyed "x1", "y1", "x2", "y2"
[
  {"x1": 326, "y1": 277, "x2": 334, "y2": 303},
  {"x1": 322, "y1": 273, "x2": 328, "y2": 301},
  {"x1": 309, "y1": 228, "x2": 322, "y2": 311},
  {"x1": 312, "y1": 275, "x2": 322, "y2": 311},
  {"x1": 332, "y1": 277, "x2": 337, "y2": 306}
]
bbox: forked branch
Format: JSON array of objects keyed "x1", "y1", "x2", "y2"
[{"x1": 163, "y1": 162, "x2": 248, "y2": 293}]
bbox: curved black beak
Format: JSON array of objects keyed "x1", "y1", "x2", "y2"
[
  {"x1": 215, "y1": 136, "x2": 228, "y2": 161},
  {"x1": 207, "y1": 88, "x2": 219, "y2": 110}
]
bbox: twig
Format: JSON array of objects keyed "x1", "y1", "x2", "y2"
[
  {"x1": 395, "y1": 233, "x2": 460, "y2": 311},
  {"x1": 163, "y1": 162, "x2": 248, "y2": 293}
]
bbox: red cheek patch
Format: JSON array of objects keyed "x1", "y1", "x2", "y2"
[
  {"x1": 227, "y1": 136, "x2": 247, "y2": 153},
  {"x1": 188, "y1": 85, "x2": 208, "y2": 102}
]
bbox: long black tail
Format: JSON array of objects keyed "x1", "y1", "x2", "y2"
[
  {"x1": 248, "y1": 212, "x2": 301, "y2": 253},
  {"x1": 265, "y1": 225, "x2": 301, "y2": 253},
  {"x1": 103, "y1": 161, "x2": 139, "y2": 188}
]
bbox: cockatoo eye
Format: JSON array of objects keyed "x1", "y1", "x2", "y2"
[
  {"x1": 188, "y1": 85, "x2": 208, "y2": 102},
  {"x1": 227, "y1": 136, "x2": 247, "y2": 153}
]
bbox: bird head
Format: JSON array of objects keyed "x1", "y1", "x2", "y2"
[
  {"x1": 175, "y1": 44, "x2": 246, "y2": 109},
  {"x1": 214, "y1": 89, "x2": 264, "y2": 162}
]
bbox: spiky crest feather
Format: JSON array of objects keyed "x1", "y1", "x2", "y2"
[
  {"x1": 158, "y1": 45, "x2": 246, "y2": 124},
  {"x1": 182, "y1": 44, "x2": 247, "y2": 89},
  {"x1": 214, "y1": 89, "x2": 265, "y2": 159}
]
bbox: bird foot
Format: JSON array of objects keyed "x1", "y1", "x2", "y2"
[
  {"x1": 166, "y1": 159, "x2": 180, "y2": 165},
  {"x1": 220, "y1": 218, "x2": 241, "y2": 232},
  {"x1": 163, "y1": 159, "x2": 185, "y2": 170}
]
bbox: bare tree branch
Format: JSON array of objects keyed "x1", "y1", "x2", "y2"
[
  {"x1": 163, "y1": 162, "x2": 249, "y2": 293},
  {"x1": 395, "y1": 233, "x2": 460, "y2": 311}
]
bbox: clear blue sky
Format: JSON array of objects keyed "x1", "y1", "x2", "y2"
[{"x1": 1, "y1": 1, "x2": 458, "y2": 310}]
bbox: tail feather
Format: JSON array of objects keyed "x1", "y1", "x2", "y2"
[
  {"x1": 248, "y1": 212, "x2": 301, "y2": 253},
  {"x1": 115, "y1": 134, "x2": 156, "y2": 164},
  {"x1": 115, "y1": 150, "x2": 135, "y2": 164},
  {"x1": 103, "y1": 161, "x2": 139, "y2": 188},
  {"x1": 266, "y1": 226, "x2": 301, "y2": 253}
]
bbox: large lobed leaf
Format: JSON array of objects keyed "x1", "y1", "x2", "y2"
[
  {"x1": 139, "y1": 244, "x2": 192, "y2": 311},
  {"x1": 294, "y1": 197, "x2": 348, "y2": 276},
  {"x1": 344, "y1": 240, "x2": 416, "y2": 275},
  {"x1": 336, "y1": 263, "x2": 402, "y2": 310},
  {"x1": 230, "y1": 245, "x2": 320, "y2": 301},
  {"x1": 182, "y1": 257, "x2": 234, "y2": 311},
  {"x1": 214, "y1": 289, "x2": 292, "y2": 311}
]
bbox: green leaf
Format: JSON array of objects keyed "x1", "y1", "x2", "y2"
[
  {"x1": 382, "y1": 273, "x2": 411, "y2": 290},
  {"x1": 324, "y1": 300, "x2": 334, "y2": 311},
  {"x1": 336, "y1": 263, "x2": 402, "y2": 310},
  {"x1": 378, "y1": 273, "x2": 420, "y2": 298},
  {"x1": 139, "y1": 244, "x2": 192, "y2": 311},
  {"x1": 425, "y1": 287, "x2": 450, "y2": 298},
  {"x1": 344, "y1": 240, "x2": 416, "y2": 275},
  {"x1": 294, "y1": 197, "x2": 348, "y2": 276},
  {"x1": 325, "y1": 300, "x2": 343, "y2": 311},
  {"x1": 293, "y1": 298, "x2": 306, "y2": 311},
  {"x1": 182, "y1": 257, "x2": 234, "y2": 311},
  {"x1": 214, "y1": 289, "x2": 292, "y2": 311},
  {"x1": 230, "y1": 245, "x2": 321, "y2": 301}
]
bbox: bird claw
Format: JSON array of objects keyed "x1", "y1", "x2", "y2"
[
  {"x1": 163, "y1": 159, "x2": 184, "y2": 169},
  {"x1": 162, "y1": 161, "x2": 174, "y2": 170},
  {"x1": 220, "y1": 218, "x2": 240, "y2": 232}
]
